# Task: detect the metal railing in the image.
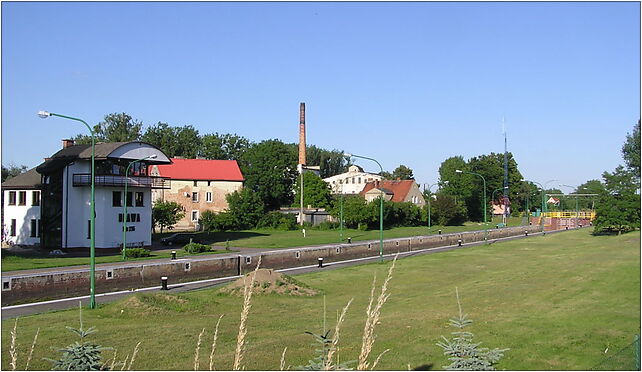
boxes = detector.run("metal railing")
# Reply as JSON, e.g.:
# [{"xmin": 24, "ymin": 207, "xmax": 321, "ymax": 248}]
[
  {"xmin": 541, "ymin": 211, "xmax": 596, "ymax": 220},
  {"xmin": 72, "ymin": 174, "xmax": 170, "ymax": 189}
]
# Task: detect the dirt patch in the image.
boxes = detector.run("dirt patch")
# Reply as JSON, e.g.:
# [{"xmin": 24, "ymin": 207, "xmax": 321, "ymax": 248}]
[{"xmin": 221, "ymin": 268, "xmax": 318, "ymax": 296}]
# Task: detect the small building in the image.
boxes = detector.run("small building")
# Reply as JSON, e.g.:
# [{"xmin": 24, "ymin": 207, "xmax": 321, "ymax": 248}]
[
  {"xmin": 2, "ymin": 140, "xmax": 172, "ymax": 249},
  {"xmin": 323, "ymin": 165, "xmax": 383, "ymax": 195},
  {"xmin": 149, "ymin": 158, "xmax": 244, "ymax": 230},
  {"xmin": 360, "ymin": 180, "xmax": 426, "ymax": 206}
]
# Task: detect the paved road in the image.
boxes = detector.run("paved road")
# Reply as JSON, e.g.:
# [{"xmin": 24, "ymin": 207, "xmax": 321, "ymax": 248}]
[{"xmin": 1, "ymin": 228, "xmax": 570, "ymax": 320}]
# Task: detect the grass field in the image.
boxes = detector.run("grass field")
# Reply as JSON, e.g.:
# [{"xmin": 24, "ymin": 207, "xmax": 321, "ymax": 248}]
[
  {"xmin": 2, "ymin": 228, "xmax": 638, "ymax": 370},
  {"xmin": 2, "ymin": 218, "xmax": 526, "ymax": 272}
]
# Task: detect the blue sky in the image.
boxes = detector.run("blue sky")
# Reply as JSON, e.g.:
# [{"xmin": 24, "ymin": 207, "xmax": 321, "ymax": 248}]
[{"xmin": 2, "ymin": 2, "xmax": 640, "ymax": 189}]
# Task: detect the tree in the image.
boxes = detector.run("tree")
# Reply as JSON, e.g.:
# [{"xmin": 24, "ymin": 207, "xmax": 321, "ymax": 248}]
[
  {"xmin": 142, "ymin": 123, "xmax": 201, "ymax": 158},
  {"xmin": 225, "ymin": 188, "xmax": 265, "ymax": 229},
  {"xmin": 1, "ymin": 164, "xmax": 28, "ymax": 182},
  {"xmin": 200, "ymin": 133, "xmax": 251, "ymax": 161},
  {"xmin": 152, "ymin": 201, "xmax": 185, "ymax": 233},
  {"xmin": 73, "ymin": 112, "xmax": 142, "ymax": 144},
  {"xmin": 330, "ymin": 195, "xmax": 368, "ymax": 229},
  {"xmin": 430, "ymin": 194, "xmax": 468, "ymax": 226},
  {"xmin": 391, "ymin": 165, "xmax": 414, "ymax": 180},
  {"xmin": 292, "ymin": 172, "xmax": 333, "ymax": 209},
  {"xmin": 622, "ymin": 119, "xmax": 641, "ymax": 179},
  {"xmin": 593, "ymin": 166, "xmax": 641, "ymax": 235},
  {"xmin": 572, "ymin": 179, "xmax": 604, "ymax": 210},
  {"xmin": 240, "ymin": 139, "xmax": 298, "ymax": 211},
  {"xmin": 306, "ymin": 146, "xmax": 350, "ymax": 179},
  {"xmin": 438, "ymin": 156, "xmax": 472, "ymax": 203},
  {"xmin": 379, "ymin": 170, "xmax": 393, "ymax": 180}
]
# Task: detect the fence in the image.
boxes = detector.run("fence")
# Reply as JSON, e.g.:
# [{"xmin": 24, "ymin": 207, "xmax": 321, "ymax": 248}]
[{"xmin": 591, "ymin": 335, "xmax": 640, "ymax": 371}]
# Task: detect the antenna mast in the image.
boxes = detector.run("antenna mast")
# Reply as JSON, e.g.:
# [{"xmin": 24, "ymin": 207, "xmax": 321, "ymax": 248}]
[{"xmin": 503, "ymin": 116, "xmax": 509, "ymax": 224}]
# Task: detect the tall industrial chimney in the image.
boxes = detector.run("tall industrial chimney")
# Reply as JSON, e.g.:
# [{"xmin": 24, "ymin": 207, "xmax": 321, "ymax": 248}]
[{"xmin": 298, "ymin": 102, "xmax": 306, "ymax": 165}]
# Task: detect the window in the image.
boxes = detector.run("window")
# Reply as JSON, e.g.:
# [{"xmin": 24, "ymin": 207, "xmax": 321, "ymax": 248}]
[
  {"xmin": 10, "ymin": 219, "xmax": 16, "ymax": 236},
  {"xmin": 192, "ymin": 192, "xmax": 199, "ymax": 202},
  {"xmin": 112, "ymin": 191, "xmax": 122, "ymax": 207},
  {"xmin": 206, "ymin": 192, "xmax": 212, "ymax": 202},
  {"xmin": 191, "ymin": 210, "xmax": 199, "ymax": 222},
  {"xmin": 87, "ymin": 220, "xmax": 91, "ymax": 239},
  {"xmin": 135, "ymin": 192, "xmax": 144, "ymax": 207},
  {"xmin": 358, "ymin": 177, "xmax": 361, "ymax": 184},
  {"xmin": 352, "ymin": 177, "xmax": 355, "ymax": 184},
  {"xmin": 32, "ymin": 191, "xmax": 40, "ymax": 206},
  {"xmin": 8, "ymin": 191, "xmax": 16, "ymax": 206},
  {"xmin": 30, "ymin": 219, "xmax": 37, "ymax": 237},
  {"xmin": 207, "ymin": 181, "xmax": 211, "ymax": 186},
  {"xmin": 126, "ymin": 192, "xmax": 133, "ymax": 207},
  {"xmin": 18, "ymin": 191, "xmax": 26, "ymax": 206}
]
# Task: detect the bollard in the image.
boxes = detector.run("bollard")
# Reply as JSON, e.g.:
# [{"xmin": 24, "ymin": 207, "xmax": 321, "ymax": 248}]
[
  {"xmin": 438, "ymin": 230, "xmax": 442, "ymax": 235},
  {"xmin": 347, "ymin": 237, "xmax": 352, "ymax": 244},
  {"xmin": 161, "ymin": 276, "xmax": 168, "ymax": 290},
  {"xmin": 318, "ymin": 257, "xmax": 323, "ymax": 268},
  {"xmin": 525, "ymin": 231, "xmax": 528, "ymax": 236},
  {"xmin": 457, "ymin": 239, "xmax": 462, "ymax": 246},
  {"xmin": 496, "ymin": 225, "xmax": 499, "ymax": 229},
  {"xmin": 579, "ymin": 224, "xmax": 582, "ymax": 228},
  {"xmin": 171, "ymin": 251, "xmax": 177, "ymax": 260},
  {"xmin": 565, "ymin": 226, "xmax": 568, "ymax": 230}
]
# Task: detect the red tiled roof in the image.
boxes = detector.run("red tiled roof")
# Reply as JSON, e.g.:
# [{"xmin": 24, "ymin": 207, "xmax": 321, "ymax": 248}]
[
  {"xmin": 360, "ymin": 180, "xmax": 415, "ymax": 202},
  {"xmin": 153, "ymin": 158, "xmax": 244, "ymax": 181}
]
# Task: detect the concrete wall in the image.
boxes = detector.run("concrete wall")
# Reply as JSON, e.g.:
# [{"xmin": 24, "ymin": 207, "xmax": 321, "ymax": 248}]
[{"xmin": 1, "ymin": 225, "xmax": 544, "ymax": 306}]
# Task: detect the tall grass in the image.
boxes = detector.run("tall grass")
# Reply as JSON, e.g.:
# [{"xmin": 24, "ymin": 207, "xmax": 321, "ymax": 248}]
[{"xmin": 232, "ymin": 256, "xmax": 261, "ymax": 371}]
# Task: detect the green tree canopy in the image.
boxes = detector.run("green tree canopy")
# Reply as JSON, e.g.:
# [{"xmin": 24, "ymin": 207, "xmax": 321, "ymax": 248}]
[
  {"xmin": 225, "ymin": 187, "xmax": 265, "ymax": 229},
  {"xmin": 292, "ymin": 172, "xmax": 333, "ymax": 209},
  {"xmin": 152, "ymin": 201, "xmax": 185, "ymax": 233},
  {"xmin": 241, "ymin": 139, "xmax": 298, "ymax": 211},
  {"xmin": 306, "ymin": 145, "xmax": 350, "ymax": 179},
  {"xmin": 200, "ymin": 133, "xmax": 251, "ymax": 161},
  {"xmin": 391, "ymin": 165, "xmax": 415, "ymax": 180},
  {"xmin": 593, "ymin": 166, "xmax": 641, "ymax": 234},
  {"xmin": 1, "ymin": 164, "xmax": 28, "ymax": 182},
  {"xmin": 622, "ymin": 119, "xmax": 641, "ymax": 179},
  {"xmin": 142, "ymin": 123, "xmax": 201, "ymax": 158},
  {"xmin": 73, "ymin": 112, "xmax": 143, "ymax": 144},
  {"xmin": 429, "ymin": 194, "xmax": 468, "ymax": 226}
]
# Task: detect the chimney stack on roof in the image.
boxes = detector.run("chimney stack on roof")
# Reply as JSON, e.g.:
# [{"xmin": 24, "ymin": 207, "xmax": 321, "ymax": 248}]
[
  {"xmin": 62, "ymin": 139, "xmax": 75, "ymax": 149},
  {"xmin": 298, "ymin": 102, "xmax": 306, "ymax": 165}
]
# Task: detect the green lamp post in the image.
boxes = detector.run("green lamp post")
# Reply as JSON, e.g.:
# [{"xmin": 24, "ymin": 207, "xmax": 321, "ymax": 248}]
[
  {"xmin": 344, "ymin": 153, "xmax": 384, "ymax": 262},
  {"xmin": 122, "ymin": 154, "xmax": 157, "ymax": 260},
  {"xmin": 38, "ymin": 110, "xmax": 97, "ymax": 309},
  {"xmin": 423, "ymin": 183, "xmax": 439, "ymax": 232},
  {"xmin": 456, "ymin": 169, "xmax": 488, "ymax": 242}
]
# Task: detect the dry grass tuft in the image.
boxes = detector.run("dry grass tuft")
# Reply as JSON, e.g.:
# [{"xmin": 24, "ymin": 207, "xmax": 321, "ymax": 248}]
[
  {"xmin": 128, "ymin": 342, "xmax": 141, "ymax": 370},
  {"xmin": 194, "ymin": 328, "xmax": 206, "ymax": 370},
  {"xmin": 9, "ymin": 318, "xmax": 18, "ymax": 371},
  {"xmin": 357, "ymin": 254, "xmax": 398, "ymax": 370},
  {"xmin": 325, "ymin": 298, "xmax": 353, "ymax": 370},
  {"xmin": 209, "ymin": 314, "xmax": 225, "ymax": 371},
  {"xmin": 232, "ymin": 256, "xmax": 262, "ymax": 371},
  {"xmin": 24, "ymin": 327, "xmax": 39, "ymax": 370},
  {"xmin": 280, "ymin": 347, "xmax": 288, "ymax": 371}
]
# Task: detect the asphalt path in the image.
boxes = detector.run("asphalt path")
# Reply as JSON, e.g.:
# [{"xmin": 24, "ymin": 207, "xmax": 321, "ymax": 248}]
[{"xmin": 1, "ymin": 228, "xmax": 571, "ymax": 320}]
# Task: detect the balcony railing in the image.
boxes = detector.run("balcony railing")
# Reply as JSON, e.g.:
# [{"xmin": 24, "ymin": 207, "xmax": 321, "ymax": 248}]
[{"xmin": 72, "ymin": 174, "xmax": 170, "ymax": 189}]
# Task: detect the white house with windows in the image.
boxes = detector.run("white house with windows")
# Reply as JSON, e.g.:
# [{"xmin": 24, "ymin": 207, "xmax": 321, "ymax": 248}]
[
  {"xmin": 323, "ymin": 165, "xmax": 383, "ymax": 195},
  {"xmin": 2, "ymin": 169, "xmax": 43, "ymax": 246},
  {"xmin": 2, "ymin": 140, "xmax": 171, "ymax": 250}
]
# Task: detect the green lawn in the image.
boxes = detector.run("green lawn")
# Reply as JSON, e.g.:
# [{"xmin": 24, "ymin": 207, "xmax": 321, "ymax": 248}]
[
  {"xmin": 2, "ymin": 218, "xmax": 525, "ymax": 272},
  {"xmin": 2, "ymin": 228, "xmax": 639, "ymax": 370}
]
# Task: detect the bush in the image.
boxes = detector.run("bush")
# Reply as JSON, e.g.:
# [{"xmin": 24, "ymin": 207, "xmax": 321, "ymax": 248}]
[
  {"xmin": 183, "ymin": 241, "xmax": 212, "ymax": 254},
  {"xmin": 201, "ymin": 210, "xmax": 237, "ymax": 231},
  {"xmin": 316, "ymin": 221, "xmax": 339, "ymax": 230},
  {"xmin": 124, "ymin": 248, "xmax": 151, "ymax": 258},
  {"xmin": 257, "ymin": 211, "xmax": 297, "ymax": 230}
]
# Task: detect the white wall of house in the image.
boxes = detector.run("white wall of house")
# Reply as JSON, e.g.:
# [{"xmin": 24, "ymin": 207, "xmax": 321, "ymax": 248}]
[
  {"xmin": 2, "ymin": 189, "xmax": 41, "ymax": 246},
  {"xmin": 63, "ymin": 161, "xmax": 153, "ymax": 249},
  {"xmin": 323, "ymin": 166, "xmax": 382, "ymax": 195}
]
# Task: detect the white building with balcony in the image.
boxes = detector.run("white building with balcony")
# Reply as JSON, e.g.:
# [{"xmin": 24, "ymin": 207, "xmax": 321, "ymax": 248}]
[
  {"xmin": 323, "ymin": 165, "xmax": 383, "ymax": 195},
  {"xmin": 2, "ymin": 140, "xmax": 171, "ymax": 250}
]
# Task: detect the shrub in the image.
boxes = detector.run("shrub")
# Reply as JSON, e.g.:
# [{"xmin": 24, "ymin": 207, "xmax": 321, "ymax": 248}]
[
  {"xmin": 201, "ymin": 210, "xmax": 237, "ymax": 231},
  {"xmin": 124, "ymin": 248, "xmax": 151, "ymax": 258},
  {"xmin": 257, "ymin": 211, "xmax": 297, "ymax": 230},
  {"xmin": 316, "ymin": 221, "xmax": 339, "ymax": 230},
  {"xmin": 183, "ymin": 241, "xmax": 211, "ymax": 254}
]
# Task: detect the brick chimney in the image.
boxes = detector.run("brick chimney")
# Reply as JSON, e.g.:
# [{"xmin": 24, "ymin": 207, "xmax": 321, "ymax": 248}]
[
  {"xmin": 62, "ymin": 139, "xmax": 75, "ymax": 149},
  {"xmin": 298, "ymin": 102, "xmax": 306, "ymax": 165}
]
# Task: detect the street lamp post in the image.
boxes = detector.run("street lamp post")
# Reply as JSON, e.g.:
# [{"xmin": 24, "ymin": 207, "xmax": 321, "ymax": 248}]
[
  {"xmin": 38, "ymin": 110, "xmax": 97, "ymax": 309},
  {"xmin": 423, "ymin": 183, "xmax": 439, "ymax": 232},
  {"xmin": 456, "ymin": 170, "xmax": 488, "ymax": 242},
  {"xmin": 344, "ymin": 153, "xmax": 384, "ymax": 262},
  {"xmin": 123, "ymin": 155, "xmax": 157, "ymax": 260},
  {"xmin": 339, "ymin": 183, "xmax": 344, "ymax": 242}
]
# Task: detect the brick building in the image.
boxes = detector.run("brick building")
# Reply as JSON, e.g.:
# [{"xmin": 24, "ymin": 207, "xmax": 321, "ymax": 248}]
[{"xmin": 149, "ymin": 158, "xmax": 244, "ymax": 230}]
